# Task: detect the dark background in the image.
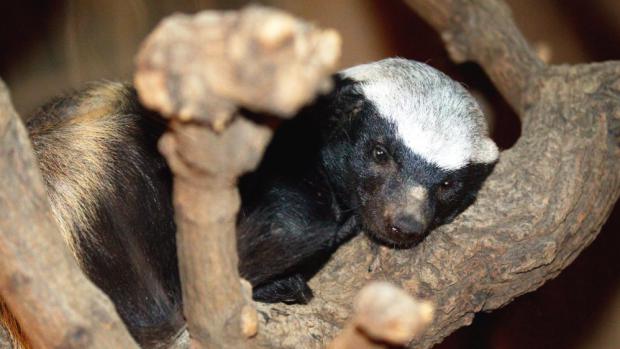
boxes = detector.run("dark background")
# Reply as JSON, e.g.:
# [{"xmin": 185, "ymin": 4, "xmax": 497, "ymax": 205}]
[{"xmin": 1, "ymin": 1, "xmax": 618, "ymax": 348}]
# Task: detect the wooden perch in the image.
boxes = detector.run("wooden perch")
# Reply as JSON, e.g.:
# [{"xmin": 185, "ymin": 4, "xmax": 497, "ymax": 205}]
[
  {"xmin": 0, "ymin": 81, "xmax": 139, "ymax": 348},
  {"xmin": 134, "ymin": 5, "xmax": 340, "ymax": 348},
  {"xmin": 328, "ymin": 282, "xmax": 433, "ymax": 349}
]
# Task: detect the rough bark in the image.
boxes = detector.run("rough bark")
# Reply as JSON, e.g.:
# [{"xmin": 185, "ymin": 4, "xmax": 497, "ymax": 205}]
[
  {"xmin": 252, "ymin": 1, "xmax": 620, "ymax": 348},
  {"xmin": 134, "ymin": 6, "xmax": 340, "ymax": 348},
  {"xmin": 0, "ymin": 80, "xmax": 139, "ymax": 348}
]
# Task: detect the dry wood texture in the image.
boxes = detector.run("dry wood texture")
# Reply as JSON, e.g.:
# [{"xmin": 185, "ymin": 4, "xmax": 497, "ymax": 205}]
[
  {"xmin": 0, "ymin": 80, "xmax": 139, "ymax": 348},
  {"xmin": 134, "ymin": 6, "xmax": 340, "ymax": 348}
]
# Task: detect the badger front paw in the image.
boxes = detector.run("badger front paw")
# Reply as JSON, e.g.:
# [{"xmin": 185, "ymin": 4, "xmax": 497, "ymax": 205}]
[{"xmin": 252, "ymin": 274, "xmax": 313, "ymax": 304}]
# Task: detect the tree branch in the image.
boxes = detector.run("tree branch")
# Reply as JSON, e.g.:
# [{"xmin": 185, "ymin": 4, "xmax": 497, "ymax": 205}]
[
  {"xmin": 0, "ymin": 80, "xmax": 139, "ymax": 348},
  {"xmin": 404, "ymin": 0, "xmax": 545, "ymax": 113},
  {"xmin": 134, "ymin": 6, "xmax": 340, "ymax": 348}
]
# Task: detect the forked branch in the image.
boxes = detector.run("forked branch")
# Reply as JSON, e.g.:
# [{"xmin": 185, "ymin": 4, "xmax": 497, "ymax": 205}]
[{"xmin": 134, "ymin": 6, "xmax": 340, "ymax": 348}]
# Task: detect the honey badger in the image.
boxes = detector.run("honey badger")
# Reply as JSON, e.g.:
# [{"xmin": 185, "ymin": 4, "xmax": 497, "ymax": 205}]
[{"xmin": 5, "ymin": 58, "xmax": 498, "ymax": 347}]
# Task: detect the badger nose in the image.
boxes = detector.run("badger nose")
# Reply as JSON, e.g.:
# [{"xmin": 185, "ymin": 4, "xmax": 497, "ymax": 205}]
[{"xmin": 389, "ymin": 215, "xmax": 426, "ymax": 237}]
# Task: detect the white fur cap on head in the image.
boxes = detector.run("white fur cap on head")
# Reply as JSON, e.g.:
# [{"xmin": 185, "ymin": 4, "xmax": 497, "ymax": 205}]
[{"xmin": 341, "ymin": 58, "xmax": 499, "ymax": 171}]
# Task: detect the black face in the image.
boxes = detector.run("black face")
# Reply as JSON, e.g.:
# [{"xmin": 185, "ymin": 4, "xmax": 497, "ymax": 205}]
[{"xmin": 319, "ymin": 81, "xmax": 496, "ymax": 247}]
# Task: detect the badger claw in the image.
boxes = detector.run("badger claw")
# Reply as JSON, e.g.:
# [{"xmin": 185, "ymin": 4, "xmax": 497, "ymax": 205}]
[{"xmin": 252, "ymin": 274, "xmax": 314, "ymax": 304}]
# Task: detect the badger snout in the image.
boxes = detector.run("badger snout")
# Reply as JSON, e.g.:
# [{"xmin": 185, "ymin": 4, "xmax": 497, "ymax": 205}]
[
  {"xmin": 380, "ymin": 185, "xmax": 434, "ymax": 245},
  {"xmin": 383, "ymin": 211, "xmax": 431, "ymax": 245},
  {"xmin": 388, "ymin": 214, "xmax": 427, "ymax": 238}
]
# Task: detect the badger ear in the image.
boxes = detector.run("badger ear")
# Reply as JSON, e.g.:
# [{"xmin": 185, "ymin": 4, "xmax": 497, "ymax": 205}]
[
  {"xmin": 473, "ymin": 137, "xmax": 499, "ymax": 164},
  {"xmin": 316, "ymin": 76, "xmax": 364, "ymax": 128}
]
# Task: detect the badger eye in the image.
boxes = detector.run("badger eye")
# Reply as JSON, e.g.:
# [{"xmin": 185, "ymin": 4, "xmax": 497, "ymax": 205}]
[
  {"xmin": 441, "ymin": 180, "xmax": 452, "ymax": 188},
  {"xmin": 372, "ymin": 145, "xmax": 389, "ymax": 164},
  {"xmin": 439, "ymin": 180, "xmax": 461, "ymax": 192}
]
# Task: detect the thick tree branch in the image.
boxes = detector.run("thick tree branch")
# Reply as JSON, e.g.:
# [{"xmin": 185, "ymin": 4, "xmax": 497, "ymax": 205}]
[
  {"xmin": 0, "ymin": 81, "xmax": 139, "ymax": 348},
  {"xmin": 134, "ymin": 6, "xmax": 340, "ymax": 348}
]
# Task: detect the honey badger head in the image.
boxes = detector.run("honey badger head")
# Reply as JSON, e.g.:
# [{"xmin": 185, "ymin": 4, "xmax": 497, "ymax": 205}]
[{"xmin": 319, "ymin": 58, "xmax": 499, "ymax": 246}]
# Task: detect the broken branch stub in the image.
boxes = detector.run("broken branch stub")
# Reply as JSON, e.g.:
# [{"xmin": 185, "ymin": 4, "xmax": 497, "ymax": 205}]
[
  {"xmin": 328, "ymin": 282, "xmax": 434, "ymax": 349},
  {"xmin": 134, "ymin": 5, "xmax": 341, "ymax": 349}
]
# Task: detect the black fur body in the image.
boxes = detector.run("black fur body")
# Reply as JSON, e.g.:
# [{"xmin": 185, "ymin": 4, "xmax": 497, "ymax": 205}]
[{"xmin": 18, "ymin": 59, "xmax": 498, "ymax": 347}]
